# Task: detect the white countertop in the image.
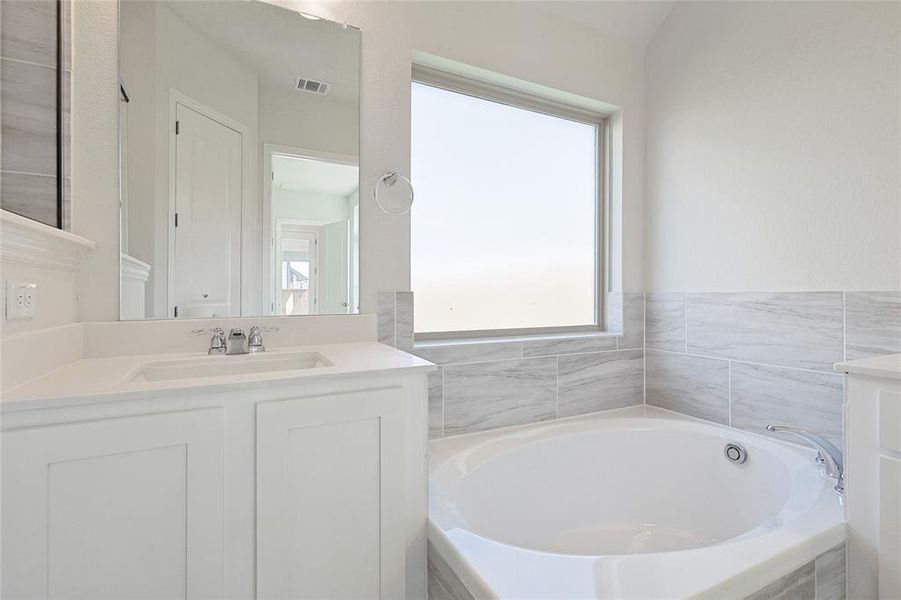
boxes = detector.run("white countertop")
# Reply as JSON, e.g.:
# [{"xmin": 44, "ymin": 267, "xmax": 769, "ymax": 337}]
[
  {"xmin": 835, "ymin": 353, "xmax": 901, "ymax": 380},
  {"xmin": 1, "ymin": 342, "xmax": 435, "ymax": 412}
]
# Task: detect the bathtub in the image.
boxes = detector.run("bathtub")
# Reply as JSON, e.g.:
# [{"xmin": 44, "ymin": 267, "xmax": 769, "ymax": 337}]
[{"xmin": 428, "ymin": 406, "xmax": 845, "ymax": 599}]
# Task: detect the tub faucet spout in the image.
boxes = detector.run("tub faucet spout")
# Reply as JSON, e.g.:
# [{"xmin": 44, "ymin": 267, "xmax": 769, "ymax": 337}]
[{"xmin": 766, "ymin": 425, "xmax": 844, "ymax": 493}]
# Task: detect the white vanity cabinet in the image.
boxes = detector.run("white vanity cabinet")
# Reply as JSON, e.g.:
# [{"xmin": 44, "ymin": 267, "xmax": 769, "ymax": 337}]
[
  {"xmin": 1, "ymin": 349, "xmax": 431, "ymax": 600},
  {"xmin": 838, "ymin": 354, "xmax": 901, "ymax": 600},
  {"xmin": 1, "ymin": 408, "xmax": 225, "ymax": 600},
  {"xmin": 257, "ymin": 387, "xmax": 407, "ymax": 599}
]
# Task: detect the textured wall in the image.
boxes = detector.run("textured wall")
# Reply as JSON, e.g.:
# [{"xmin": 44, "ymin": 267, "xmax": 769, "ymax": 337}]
[{"xmin": 645, "ymin": 2, "xmax": 901, "ymax": 291}]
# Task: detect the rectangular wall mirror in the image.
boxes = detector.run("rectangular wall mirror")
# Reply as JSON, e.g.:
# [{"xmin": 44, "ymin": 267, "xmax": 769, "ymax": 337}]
[{"xmin": 118, "ymin": 0, "xmax": 360, "ymax": 320}]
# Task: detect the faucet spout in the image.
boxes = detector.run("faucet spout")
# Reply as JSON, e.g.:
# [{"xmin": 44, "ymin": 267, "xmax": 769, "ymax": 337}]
[{"xmin": 766, "ymin": 425, "xmax": 844, "ymax": 493}]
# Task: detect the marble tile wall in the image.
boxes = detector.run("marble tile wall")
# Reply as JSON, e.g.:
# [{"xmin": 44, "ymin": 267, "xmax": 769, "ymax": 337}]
[
  {"xmin": 645, "ymin": 290, "xmax": 901, "ymax": 447},
  {"xmin": 1, "ymin": 0, "xmax": 68, "ymax": 228},
  {"xmin": 377, "ymin": 291, "xmax": 645, "ymax": 438},
  {"xmin": 380, "ymin": 289, "xmax": 898, "ymax": 443}
]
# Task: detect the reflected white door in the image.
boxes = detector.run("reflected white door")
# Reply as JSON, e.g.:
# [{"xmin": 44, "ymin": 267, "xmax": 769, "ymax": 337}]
[
  {"xmin": 321, "ymin": 220, "xmax": 349, "ymax": 313},
  {"xmin": 173, "ymin": 103, "xmax": 242, "ymax": 318},
  {"xmin": 276, "ymin": 225, "xmax": 319, "ymax": 315}
]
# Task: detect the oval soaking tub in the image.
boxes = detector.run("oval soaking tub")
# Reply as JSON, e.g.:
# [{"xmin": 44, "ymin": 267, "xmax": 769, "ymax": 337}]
[{"xmin": 428, "ymin": 407, "xmax": 845, "ymax": 599}]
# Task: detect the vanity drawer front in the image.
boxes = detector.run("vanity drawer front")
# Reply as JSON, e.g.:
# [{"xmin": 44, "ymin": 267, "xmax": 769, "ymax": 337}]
[
  {"xmin": 1, "ymin": 408, "xmax": 224, "ymax": 600},
  {"xmin": 257, "ymin": 386, "xmax": 406, "ymax": 600}
]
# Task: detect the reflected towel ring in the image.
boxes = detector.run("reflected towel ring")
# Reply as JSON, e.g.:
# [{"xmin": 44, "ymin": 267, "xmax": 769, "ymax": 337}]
[{"xmin": 373, "ymin": 171, "xmax": 414, "ymax": 216}]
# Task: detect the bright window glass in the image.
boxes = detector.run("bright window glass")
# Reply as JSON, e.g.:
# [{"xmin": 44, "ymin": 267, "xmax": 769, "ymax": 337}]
[{"xmin": 411, "ymin": 81, "xmax": 599, "ymax": 335}]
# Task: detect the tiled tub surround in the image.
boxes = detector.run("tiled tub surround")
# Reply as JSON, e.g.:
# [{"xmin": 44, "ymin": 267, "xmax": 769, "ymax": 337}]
[
  {"xmin": 645, "ymin": 291, "xmax": 901, "ymax": 447},
  {"xmin": 377, "ymin": 291, "xmax": 645, "ymax": 439},
  {"xmin": 743, "ymin": 543, "xmax": 846, "ymax": 600},
  {"xmin": 430, "ymin": 541, "xmax": 846, "ymax": 600},
  {"xmin": 419, "ymin": 337, "xmax": 645, "ymax": 438}
]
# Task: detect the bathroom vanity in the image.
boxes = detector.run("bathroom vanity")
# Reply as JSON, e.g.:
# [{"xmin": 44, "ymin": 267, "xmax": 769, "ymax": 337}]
[
  {"xmin": 838, "ymin": 353, "xmax": 901, "ymax": 600},
  {"xmin": 1, "ymin": 341, "xmax": 433, "ymax": 599}
]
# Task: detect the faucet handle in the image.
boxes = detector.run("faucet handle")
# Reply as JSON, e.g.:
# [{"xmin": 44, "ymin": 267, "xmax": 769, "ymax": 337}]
[
  {"xmin": 193, "ymin": 327, "xmax": 225, "ymax": 335},
  {"xmin": 193, "ymin": 327, "xmax": 226, "ymax": 354},
  {"xmin": 250, "ymin": 325, "xmax": 279, "ymax": 333},
  {"xmin": 248, "ymin": 325, "xmax": 278, "ymax": 352}
]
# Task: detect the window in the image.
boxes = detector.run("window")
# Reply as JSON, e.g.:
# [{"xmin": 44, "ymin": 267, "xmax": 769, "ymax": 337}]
[{"xmin": 411, "ymin": 70, "xmax": 606, "ymax": 338}]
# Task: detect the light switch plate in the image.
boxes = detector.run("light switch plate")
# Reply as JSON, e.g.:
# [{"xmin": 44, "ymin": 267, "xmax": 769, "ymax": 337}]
[{"xmin": 5, "ymin": 281, "xmax": 37, "ymax": 320}]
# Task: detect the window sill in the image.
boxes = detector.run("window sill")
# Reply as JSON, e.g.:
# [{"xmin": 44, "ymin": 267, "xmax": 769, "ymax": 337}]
[{"xmin": 413, "ymin": 330, "xmax": 618, "ymax": 350}]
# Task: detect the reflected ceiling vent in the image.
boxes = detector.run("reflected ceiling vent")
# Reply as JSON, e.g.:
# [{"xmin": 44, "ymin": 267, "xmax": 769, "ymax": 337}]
[{"xmin": 295, "ymin": 77, "xmax": 330, "ymax": 95}]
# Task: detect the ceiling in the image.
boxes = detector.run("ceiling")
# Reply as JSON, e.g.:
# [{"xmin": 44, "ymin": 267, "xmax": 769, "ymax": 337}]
[
  {"xmin": 535, "ymin": 1, "xmax": 674, "ymax": 51},
  {"xmin": 272, "ymin": 155, "xmax": 359, "ymax": 197},
  {"xmin": 161, "ymin": 1, "xmax": 360, "ymax": 104}
]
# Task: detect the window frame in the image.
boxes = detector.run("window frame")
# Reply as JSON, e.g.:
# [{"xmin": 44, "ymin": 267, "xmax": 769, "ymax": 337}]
[{"xmin": 411, "ymin": 65, "xmax": 610, "ymax": 341}]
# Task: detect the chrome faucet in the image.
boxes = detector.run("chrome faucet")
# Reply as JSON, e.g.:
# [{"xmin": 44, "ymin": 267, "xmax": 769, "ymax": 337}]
[
  {"xmin": 195, "ymin": 325, "xmax": 279, "ymax": 355},
  {"xmin": 766, "ymin": 425, "xmax": 844, "ymax": 493},
  {"xmin": 226, "ymin": 328, "xmax": 249, "ymax": 355},
  {"xmin": 194, "ymin": 327, "xmax": 226, "ymax": 355},
  {"xmin": 248, "ymin": 326, "xmax": 279, "ymax": 353}
]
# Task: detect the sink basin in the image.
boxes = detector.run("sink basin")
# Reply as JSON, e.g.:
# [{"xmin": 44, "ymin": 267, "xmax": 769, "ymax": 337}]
[{"xmin": 129, "ymin": 352, "xmax": 332, "ymax": 383}]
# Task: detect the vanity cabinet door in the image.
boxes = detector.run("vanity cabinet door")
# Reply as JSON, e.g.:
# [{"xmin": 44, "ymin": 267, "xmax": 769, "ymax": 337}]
[
  {"xmin": 257, "ymin": 387, "xmax": 406, "ymax": 600},
  {"xmin": 1, "ymin": 408, "xmax": 224, "ymax": 600}
]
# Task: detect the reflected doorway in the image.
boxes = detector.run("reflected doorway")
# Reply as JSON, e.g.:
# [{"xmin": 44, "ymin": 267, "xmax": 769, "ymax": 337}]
[{"xmin": 265, "ymin": 146, "xmax": 359, "ymax": 316}]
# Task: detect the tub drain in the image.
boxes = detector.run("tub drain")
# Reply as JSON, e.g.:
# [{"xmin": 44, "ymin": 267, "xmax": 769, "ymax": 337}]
[{"xmin": 724, "ymin": 442, "xmax": 748, "ymax": 464}]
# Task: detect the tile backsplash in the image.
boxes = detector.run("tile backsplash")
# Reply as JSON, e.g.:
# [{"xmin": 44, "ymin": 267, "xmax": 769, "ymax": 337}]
[
  {"xmin": 646, "ymin": 290, "xmax": 900, "ymax": 447},
  {"xmin": 377, "ymin": 291, "xmax": 645, "ymax": 438},
  {"xmin": 380, "ymin": 290, "xmax": 900, "ymax": 444}
]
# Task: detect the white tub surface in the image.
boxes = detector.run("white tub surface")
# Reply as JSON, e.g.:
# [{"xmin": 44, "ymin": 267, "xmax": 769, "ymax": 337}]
[{"xmin": 428, "ymin": 406, "xmax": 845, "ymax": 599}]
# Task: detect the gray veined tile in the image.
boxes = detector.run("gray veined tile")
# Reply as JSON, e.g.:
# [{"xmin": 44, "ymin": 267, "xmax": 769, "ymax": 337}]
[
  {"xmin": 845, "ymin": 291, "xmax": 901, "ymax": 360},
  {"xmin": 815, "ymin": 544, "xmax": 846, "ymax": 600},
  {"xmin": 1, "ymin": 59, "xmax": 58, "ymax": 176},
  {"xmin": 411, "ymin": 341, "xmax": 521, "ymax": 365},
  {"xmin": 686, "ymin": 292, "xmax": 843, "ymax": 371},
  {"xmin": 522, "ymin": 335, "xmax": 617, "ymax": 357},
  {"xmin": 0, "ymin": 172, "xmax": 58, "ymax": 228},
  {"xmin": 1, "ymin": 0, "xmax": 58, "ymax": 66},
  {"xmin": 428, "ymin": 541, "xmax": 475, "ymax": 600},
  {"xmin": 743, "ymin": 560, "xmax": 815, "ymax": 600},
  {"xmin": 558, "ymin": 350, "xmax": 643, "ymax": 417},
  {"xmin": 428, "ymin": 367, "xmax": 443, "ymax": 439},
  {"xmin": 618, "ymin": 292, "xmax": 645, "ymax": 350},
  {"xmin": 646, "ymin": 292, "xmax": 686, "ymax": 352},
  {"xmin": 730, "ymin": 362, "xmax": 844, "ymax": 447},
  {"xmin": 395, "ymin": 291, "xmax": 414, "ymax": 351},
  {"xmin": 443, "ymin": 357, "xmax": 556, "ymax": 435},
  {"xmin": 376, "ymin": 291, "xmax": 396, "ymax": 346},
  {"xmin": 646, "ymin": 350, "xmax": 729, "ymax": 424}
]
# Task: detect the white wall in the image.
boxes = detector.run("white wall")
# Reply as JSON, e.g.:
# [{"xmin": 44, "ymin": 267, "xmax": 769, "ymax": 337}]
[
  {"xmin": 272, "ymin": 189, "xmax": 349, "ymax": 224},
  {"xmin": 645, "ymin": 1, "xmax": 901, "ymax": 291},
  {"xmin": 258, "ymin": 84, "xmax": 359, "ymax": 158},
  {"xmin": 71, "ymin": 0, "xmax": 120, "ymax": 324}
]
